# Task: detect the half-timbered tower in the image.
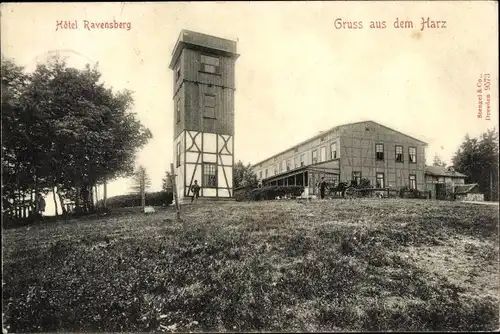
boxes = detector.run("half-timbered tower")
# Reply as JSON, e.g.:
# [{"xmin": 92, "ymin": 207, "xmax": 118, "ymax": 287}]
[{"xmin": 169, "ymin": 30, "xmax": 239, "ymax": 203}]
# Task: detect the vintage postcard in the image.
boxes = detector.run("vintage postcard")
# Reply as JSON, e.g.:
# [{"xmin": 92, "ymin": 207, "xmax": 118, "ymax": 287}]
[{"xmin": 1, "ymin": 1, "xmax": 498, "ymax": 332}]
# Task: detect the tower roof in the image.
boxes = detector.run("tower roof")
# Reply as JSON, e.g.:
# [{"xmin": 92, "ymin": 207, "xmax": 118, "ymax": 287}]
[{"xmin": 169, "ymin": 30, "xmax": 239, "ymax": 69}]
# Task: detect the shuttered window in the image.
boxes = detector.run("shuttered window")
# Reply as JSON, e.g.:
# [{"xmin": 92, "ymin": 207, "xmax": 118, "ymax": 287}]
[
  {"xmin": 204, "ymin": 94, "xmax": 216, "ymax": 119},
  {"xmin": 200, "ymin": 54, "xmax": 220, "ymax": 74}
]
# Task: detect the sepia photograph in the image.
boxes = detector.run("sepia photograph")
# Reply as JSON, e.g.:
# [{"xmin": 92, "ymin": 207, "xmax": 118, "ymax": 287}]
[{"xmin": 1, "ymin": 1, "xmax": 499, "ymax": 332}]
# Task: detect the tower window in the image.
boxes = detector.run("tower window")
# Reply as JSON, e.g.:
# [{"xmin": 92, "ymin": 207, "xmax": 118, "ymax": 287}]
[
  {"xmin": 204, "ymin": 94, "xmax": 216, "ymax": 119},
  {"xmin": 175, "ymin": 64, "xmax": 181, "ymax": 82},
  {"xmin": 200, "ymin": 54, "xmax": 220, "ymax": 74},
  {"xmin": 203, "ymin": 163, "xmax": 218, "ymax": 187},
  {"xmin": 176, "ymin": 98, "xmax": 180, "ymax": 123},
  {"xmin": 176, "ymin": 142, "xmax": 181, "ymax": 167}
]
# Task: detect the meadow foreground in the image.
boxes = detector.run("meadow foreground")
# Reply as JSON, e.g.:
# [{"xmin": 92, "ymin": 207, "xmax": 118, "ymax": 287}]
[{"xmin": 2, "ymin": 199, "xmax": 499, "ymax": 332}]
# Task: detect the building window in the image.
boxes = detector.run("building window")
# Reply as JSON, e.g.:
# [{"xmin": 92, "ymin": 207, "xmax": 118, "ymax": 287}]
[
  {"xmin": 176, "ymin": 142, "xmax": 181, "ymax": 167},
  {"xmin": 203, "ymin": 163, "xmax": 217, "ymax": 187},
  {"xmin": 203, "ymin": 94, "xmax": 216, "ymax": 119},
  {"xmin": 376, "ymin": 172, "xmax": 385, "ymax": 188},
  {"xmin": 176, "ymin": 99, "xmax": 180, "ymax": 123},
  {"xmin": 286, "ymin": 160, "xmax": 291, "ymax": 171},
  {"xmin": 312, "ymin": 150, "xmax": 318, "ymax": 164},
  {"xmin": 320, "ymin": 146, "xmax": 326, "ymax": 162},
  {"xmin": 409, "ymin": 147, "xmax": 417, "ymax": 163},
  {"xmin": 376, "ymin": 144, "xmax": 384, "ymax": 161},
  {"xmin": 274, "ymin": 166, "xmax": 277, "ymax": 175},
  {"xmin": 259, "ymin": 171, "xmax": 262, "ymax": 179},
  {"xmin": 409, "ymin": 174, "xmax": 416, "ymax": 190},
  {"xmin": 200, "ymin": 54, "xmax": 220, "ymax": 74},
  {"xmin": 294, "ymin": 156, "xmax": 298, "ymax": 169},
  {"xmin": 395, "ymin": 145, "xmax": 403, "ymax": 162},
  {"xmin": 265, "ymin": 169, "xmax": 268, "ymax": 178},
  {"xmin": 300, "ymin": 154, "xmax": 305, "ymax": 166},
  {"xmin": 353, "ymin": 171, "xmax": 361, "ymax": 185},
  {"xmin": 330, "ymin": 142, "xmax": 337, "ymax": 159}
]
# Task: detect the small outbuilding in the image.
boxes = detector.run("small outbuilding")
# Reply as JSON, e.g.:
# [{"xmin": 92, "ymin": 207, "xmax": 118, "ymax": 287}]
[
  {"xmin": 425, "ymin": 166, "xmax": 467, "ymax": 200},
  {"xmin": 454, "ymin": 183, "xmax": 484, "ymax": 202}
]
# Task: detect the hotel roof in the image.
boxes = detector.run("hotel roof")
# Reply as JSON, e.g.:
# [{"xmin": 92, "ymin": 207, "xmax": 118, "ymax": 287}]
[{"xmin": 252, "ymin": 120, "xmax": 428, "ymax": 167}]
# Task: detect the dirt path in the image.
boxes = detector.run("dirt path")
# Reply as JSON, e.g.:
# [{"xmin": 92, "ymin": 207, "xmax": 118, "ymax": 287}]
[{"xmin": 462, "ymin": 201, "xmax": 499, "ymax": 206}]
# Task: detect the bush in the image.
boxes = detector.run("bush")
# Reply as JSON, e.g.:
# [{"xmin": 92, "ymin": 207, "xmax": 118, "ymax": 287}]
[
  {"xmin": 100, "ymin": 191, "xmax": 173, "ymax": 209},
  {"xmin": 358, "ymin": 178, "xmax": 371, "ymax": 188},
  {"xmin": 235, "ymin": 186, "xmax": 304, "ymax": 201},
  {"xmin": 399, "ymin": 186, "xmax": 427, "ymax": 199}
]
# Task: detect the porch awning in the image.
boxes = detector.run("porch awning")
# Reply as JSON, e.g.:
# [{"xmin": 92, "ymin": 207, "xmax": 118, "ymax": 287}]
[{"xmin": 262, "ymin": 159, "xmax": 340, "ymax": 184}]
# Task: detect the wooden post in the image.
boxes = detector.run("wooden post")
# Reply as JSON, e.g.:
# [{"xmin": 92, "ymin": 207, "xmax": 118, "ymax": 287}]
[
  {"xmin": 103, "ymin": 179, "xmax": 107, "ymax": 209},
  {"xmin": 170, "ymin": 163, "xmax": 181, "ymax": 220},
  {"xmin": 141, "ymin": 168, "xmax": 146, "ymax": 212}
]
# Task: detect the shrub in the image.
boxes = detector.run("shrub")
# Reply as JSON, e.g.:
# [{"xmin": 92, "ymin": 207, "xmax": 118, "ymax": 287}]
[
  {"xmin": 358, "ymin": 178, "xmax": 371, "ymax": 188},
  {"xmin": 399, "ymin": 186, "xmax": 427, "ymax": 199},
  {"xmin": 236, "ymin": 186, "xmax": 304, "ymax": 201},
  {"xmin": 100, "ymin": 191, "xmax": 173, "ymax": 209},
  {"xmin": 354, "ymin": 178, "xmax": 372, "ymax": 197}
]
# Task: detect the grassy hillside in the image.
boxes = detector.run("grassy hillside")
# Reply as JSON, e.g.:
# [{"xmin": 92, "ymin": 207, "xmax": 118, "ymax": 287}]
[{"xmin": 2, "ymin": 199, "xmax": 499, "ymax": 332}]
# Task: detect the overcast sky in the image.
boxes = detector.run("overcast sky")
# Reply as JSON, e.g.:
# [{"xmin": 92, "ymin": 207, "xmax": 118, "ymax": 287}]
[{"xmin": 1, "ymin": 1, "xmax": 498, "ymax": 212}]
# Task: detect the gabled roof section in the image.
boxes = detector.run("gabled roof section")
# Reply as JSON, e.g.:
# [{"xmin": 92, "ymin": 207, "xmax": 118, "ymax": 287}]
[
  {"xmin": 425, "ymin": 166, "xmax": 467, "ymax": 178},
  {"xmin": 361, "ymin": 121, "xmax": 428, "ymax": 145},
  {"xmin": 454, "ymin": 183, "xmax": 479, "ymax": 194},
  {"xmin": 252, "ymin": 120, "xmax": 427, "ymax": 167}
]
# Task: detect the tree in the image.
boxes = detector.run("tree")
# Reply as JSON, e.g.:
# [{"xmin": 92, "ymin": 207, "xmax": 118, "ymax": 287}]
[
  {"xmin": 452, "ymin": 129, "xmax": 499, "ymax": 201},
  {"xmin": 1, "ymin": 54, "xmax": 152, "ymax": 217},
  {"xmin": 432, "ymin": 154, "xmax": 447, "ymax": 167},
  {"xmin": 233, "ymin": 160, "xmax": 258, "ymax": 188},
  {"xmin": 162, "ymin": 170, "xmax": 173, "ymax": 191},
  {"xmin": 130, "ymin": 165, "xmax": 152, "ymax": 194},
  {"xmin": 1, "ymin": 55, "xmax": 51, "ymax": 217}
]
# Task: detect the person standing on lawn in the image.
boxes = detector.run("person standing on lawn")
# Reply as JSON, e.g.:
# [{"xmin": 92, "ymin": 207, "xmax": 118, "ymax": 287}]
[
  {"xmin": 319, "ymin": 177, "xmax": 328, "ymax": 200},
  {"xmin": 35, "ymin": 193, "xmax": 46, "ymax": 218},
  {"xmin": 191, "ymin": 180, "xmax": 201, "ymax": 204}
]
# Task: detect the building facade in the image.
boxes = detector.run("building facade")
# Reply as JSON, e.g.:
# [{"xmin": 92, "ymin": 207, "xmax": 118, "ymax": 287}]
[
  {"xmin": 252, "ymin": 121, "xmax": 427, "ymax": 197},
  {"xmin": 169, "ymin": 30, "xmax": 239, "ymax": 203}
]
